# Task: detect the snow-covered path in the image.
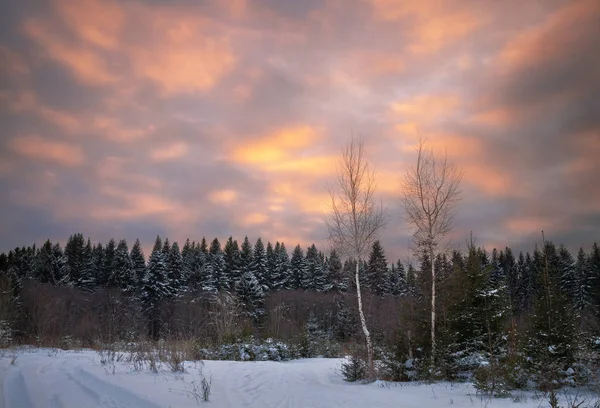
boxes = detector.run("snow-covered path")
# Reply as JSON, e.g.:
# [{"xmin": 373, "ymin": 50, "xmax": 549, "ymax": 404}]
[{"xmin": 0, "ymin": 348, "xmax": 550, "ymax": 408}]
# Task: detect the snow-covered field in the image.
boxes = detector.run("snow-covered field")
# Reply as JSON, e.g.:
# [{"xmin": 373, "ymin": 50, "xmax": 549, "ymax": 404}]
[{"xmin": 0, "ymin": 348, "xmax": 584, "ymax": 408}]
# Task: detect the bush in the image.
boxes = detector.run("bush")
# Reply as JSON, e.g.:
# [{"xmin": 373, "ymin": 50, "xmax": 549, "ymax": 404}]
[
  {"xmin": 195, "ymin": 337, "xmax": 297, "ymax": 361},
  {"xmin": 341, "ymin": 354, "xmax": 366, "ymax": 382},
  {"xmin": 472, "ymin": 364, "xmax": 513, "ymax": 398},
  {"xmin": 0, "ymin": 320, "xmax": 12, "ymax": 347}
]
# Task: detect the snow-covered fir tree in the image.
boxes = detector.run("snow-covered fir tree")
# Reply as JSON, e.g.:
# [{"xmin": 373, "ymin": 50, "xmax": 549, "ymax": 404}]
[
  {"xmin": 251, "ymin": 238, "xmax": 269, "ymax": 291},
  {"xmin": 108, "ymin": 239, "xmax": 135, "ymax": 295},
  {"xmin": 289, "ymin": 245, "xmax": 306, "ymax": 290},
  {"xmin": 223, "ymin": 237, "xmax": 242, "ymax": 291},
  {"xmin": 130, "ymin": 239, "xmax": 146, "ymax": 288},
  {"xmin": 367, "ymin": 240, "xmax": 389, "ymax": 296}
]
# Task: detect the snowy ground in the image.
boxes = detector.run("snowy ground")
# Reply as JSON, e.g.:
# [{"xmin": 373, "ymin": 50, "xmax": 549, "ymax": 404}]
[{"xmin": 0, "ymin": 347, "xmax": 588, "ymax": 408}]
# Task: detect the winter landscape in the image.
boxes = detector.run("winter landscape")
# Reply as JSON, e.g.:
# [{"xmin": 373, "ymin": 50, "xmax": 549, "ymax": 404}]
[{"xmin": 1, "ymin": 0, "xmax": 600, "ymax": 407}]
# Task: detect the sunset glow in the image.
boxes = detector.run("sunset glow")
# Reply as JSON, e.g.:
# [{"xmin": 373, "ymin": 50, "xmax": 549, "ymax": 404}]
[{"xmin": 1, "ymin": 0, "xmax": 599, "ymax": 258}]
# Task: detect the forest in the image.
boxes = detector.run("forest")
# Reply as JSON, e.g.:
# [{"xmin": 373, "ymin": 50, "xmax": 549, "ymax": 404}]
[{"xmin": 1, "ymin": 232, "xmax": 599, "ymax": 393}]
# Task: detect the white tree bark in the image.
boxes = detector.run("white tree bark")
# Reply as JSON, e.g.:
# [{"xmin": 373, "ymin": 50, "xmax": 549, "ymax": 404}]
[
  {"xmin": 355, "ymin": 260, "xmax": 373, "ymax": 375},
  {"xmin": 325, "ymin": 137, "xmax": 386, "ymax": 381},
  {"xmin": 401, "ymin": 136, "xmax": 462, "ymax": 367}
]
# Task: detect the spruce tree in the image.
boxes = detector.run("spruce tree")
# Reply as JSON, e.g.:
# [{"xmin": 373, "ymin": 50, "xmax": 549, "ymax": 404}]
[
  {"xmin": 573, "ymin": 248, "xmax": 592, "ymax": 312},
  {"xmin": 208, "ymin": 238, "xmax": 227, "ymax": 292},
  {"xmin": 181, "ymin": 239, "xmax": 194, "ymax": 287},
  {"xmin": 130, "ymin": 239, "xmax": 146, "ymax": 288},
  {"xmin": 109, "ymin": 239, "xmax": 135, "ymax": 295},
  {"xmin": 240, "ymin": 236, "xmax": 253, "ymax": 276},
  {"xmin": 367, "ymin": 240, "xmax": 389, "ymax": 296},
  {"xmin": 289, "ymin": 245, "xmax": 306, "ymax": 290},
  {"xmin": 525, "ymin": 241, "xmax": 576, "ymax": 389},
  {"xmin": 223, "ymin": 237, "xmax": 242, "ymax": 291},
  {"xmin": 63, "ymin": 233, "xmax": 86, "ymax": 287},
  {"xmin": 167, "ymin": 241, "xmax": 184, "ymax": 297},
  {"xmin": 251, "ymin": 238, "xmax": 269, "ymax": 291},
  {"xmin": 327, "ymin": 249, "xmax": 347, "ymax": 292},
  {"xmin": 272, "ymin": 242, "xmax": 291, "ymax": 290},
  {"xmin": 303, "ymin": 244, "xmax": 327, "ymax": 291},
  {"xmin": 34, "ymin": 240, "xmax": 56, "ymax": 284},
  {"xmin": 100, "ymin": 239, "xmax": 116, "ymax": 287},
  {"xmin": 388, "ymin": 260, "xmax": 408, "ymax": 296},
  {"xmin": 80, "ymin": 238, "xmax": 96, "ymax": 291},
  {"xmin": 141, "ymin": 236, "xmax": 171, "ymax": 339},
  {"xmin": 236, "ymin": 269, "xmax": 265, "ymax": 321}
]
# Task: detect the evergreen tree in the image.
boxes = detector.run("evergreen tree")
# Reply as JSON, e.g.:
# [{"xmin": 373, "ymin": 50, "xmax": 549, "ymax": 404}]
[
  {"xmin": 328, "ymin": 249, "xmax": 347, "ymax": 292},
  {"xmin": 100, "ymin": 239, "xmax": 116, "ymax": 287},
  {"xmin": 558, "ymin": 245, "xmax": 576, "ymax": 302},
  {"xmin": 589, "ymin": 243, "xmax": 600, "ymax": 319},
  {"xmin": 289, "ymin": 245, "xmax": 306, "ymax": 290},
  {"xmin": 181, "ymin": 239, "xmax": 194, "ymax": 287},
  {"xmin": 63, "ymin": 233, "xmax": 86, "ymax": 287},
  {"xmin": 80, "ymin": 238, "xmax": 96, "ymax": 291},
  {"xmin": 130, "ymin": 239, "xmax": 146, "ymax": 288},
  {"xmin": 303, "ymin": 244, "xmax": 328, "ymax": 291},
  {"xmin": 91, "ymin": 243, "xmax": 104, "ymax": 288},
  {"xmin": 516, "ymin": 252, "xmax": 536, "ymax": 314},
  {"xmin": 367, "ymin": 240, "xmax": 389, "ymax": 296},
  {"xmin": 240, "ymin": 236, "xmax": 253, "ymax": 276},
  {"xmin": 208, "ymin": 238, "xmax": 227, "ymax": 292},
  {"xmin": 223, "ymin": 237, "xmax": 242, "ymax": 290},
  {"xmin": 236, "ymin": 269, "xmax": 265, "ymax": 321},
  {"xmin": 141, "ymin": 236, "xmax": 171, "ymax": 339},
  {"xmin": 272, "ymin": 242, "xmax": 291, "ymax": 290},
  {"xmin": 109, "ymin": 239, "xmax": 135, "ymax": 295},
  {"xmin": 388, "ymin": 260, "xmax": 408, "ymax": 296},
  {"xmin": 266, "ymin": 242, "xmax": 276, "ymax": 288},
  {"xmin": 251, "ymin": 238, "xmax": 269, "ymax": 291},
  {"xmin": 34, "ymin": 240, "xmax": 56, "ymax": 284},
  {"xmin": 445, "ymin": 246, "xmax": 509, "ymax": 376},
  {"xmin": 51, "ymin": 242, "xmax": 65, "ymax": 283},
  {"xmin": 167, "ymin": 241, "xmax": 184, "ymax": 297},
  {"xmin": 500, "ymin": 248, "xmax": 518, "ymax": 316},
  {"xmin": 525, "ymin": 241, "xmax": 576, "ymax": 388},
  {"xmin": 573, "ymin": 248, "xmax": 592, "ymax": 312}
]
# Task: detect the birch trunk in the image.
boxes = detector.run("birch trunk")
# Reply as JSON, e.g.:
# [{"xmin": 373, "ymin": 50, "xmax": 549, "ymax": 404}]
[
  {"xmin": 430, "ymin": 243, "xmax": 436, "ymax": 366},
  {"xmin": 355, "ymin": 260, "xmax": 374, "ymax": 379}
]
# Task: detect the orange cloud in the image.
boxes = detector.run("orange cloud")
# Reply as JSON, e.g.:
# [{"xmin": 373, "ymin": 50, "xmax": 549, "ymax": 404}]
[
  {"xmin": 8, "ymin": 135, "xmax": 85, "ymax": 167},
  {"xmin": 93, "ymin": 116, "xmax": 154, "ymax": 143},
  {"xmin": 22, "ymin": 19, "xmax": 117, "ymax": 86},
  {"xmin": 241, "ymin": 212, "xmax": 269, "ymax": 227},
  {"xmin": 505, "ymin": 216, "xmax": 556, "ymax": 235},
  {"xmin": 232, "ymin": 126, "xmax": 318, "ymax": 164},
  {"xmin": 96, "ymin": 156, "xmax": 162, "ymax": 188},
  {"xmin": 391, "ymin": 94, "xmax": 461, "ymax": 120},
  {"xmin": 54, "ymin": 0, "xmax": 124, "ymax": 50},
  {"xmin": 497, "ymin": 0, "xmax": 599, "ymax": 72},
  {"xmin": 209, "ymin": 189, "xmax": 238, "ymax": 205},
  {"xmin": 23, "ymin": 0, "xmax": 236, "ymax": 95},
  {"xmin": 0, "ymin": 45, "xmax": 30, "ymax": 77},
  {"xmin": 4, "ymin": 90, "xmax": 81, "ymax": 134},
  {"xmin": 150, "ymin": 142, "xmax": 188, "ymax": 162},
  {"xmin": 368, "ymin": 0, "xmax": 486, "ymax": 54},
  {"xmin": 94, "ymin": 186, "xmax": 191, "ymax": 223}
]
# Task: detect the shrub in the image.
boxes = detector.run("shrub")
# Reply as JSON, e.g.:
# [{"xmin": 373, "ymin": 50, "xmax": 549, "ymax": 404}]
[
  {"xmin": 341, "ymin": 354, "xmax": 366, "ymax": 382},
  {"xmin": 0, "ymin": 320, "xmax": 12, "ymax": 347}
]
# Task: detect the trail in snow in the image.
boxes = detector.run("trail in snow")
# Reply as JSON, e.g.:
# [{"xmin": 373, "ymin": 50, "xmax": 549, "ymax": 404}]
[{"xmin": 0, "ymin": 348, "xmax": 587, "ymax": 408}]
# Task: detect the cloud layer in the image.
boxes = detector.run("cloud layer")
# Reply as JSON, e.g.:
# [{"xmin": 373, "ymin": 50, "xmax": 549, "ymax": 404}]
[{"xmin": 1, "ymin": 0, "xmax": 599, "ymax": 260}]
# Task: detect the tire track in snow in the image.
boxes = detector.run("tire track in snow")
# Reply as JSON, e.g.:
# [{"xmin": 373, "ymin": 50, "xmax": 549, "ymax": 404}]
[
  {"xmin": 64, "ymin": 367, "xmax": 164, "ymax": 408},
  {"xmin": 3, "ymin": 368, "xmax": 34, "ymax": 408}
]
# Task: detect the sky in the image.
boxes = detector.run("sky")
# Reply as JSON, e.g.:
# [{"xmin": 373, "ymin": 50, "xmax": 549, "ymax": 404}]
[{"xmin": 0, "ymin": 0, "xmax": 599, "ymax": 261}]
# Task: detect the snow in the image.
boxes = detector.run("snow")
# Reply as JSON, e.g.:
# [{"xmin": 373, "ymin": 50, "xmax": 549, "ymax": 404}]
[{"xmin": 0, "ymin": 347, "xmax": 589, "ymax": 408}]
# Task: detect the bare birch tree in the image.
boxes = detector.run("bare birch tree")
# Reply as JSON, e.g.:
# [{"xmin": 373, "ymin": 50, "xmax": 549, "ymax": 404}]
[
  {"xmin": 401, "ymin": 136, "xmax": 462, "ymax": 366},
  {"xmin": 325, "ymin": 137, "xmax": 386, "ymax": 379}
]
